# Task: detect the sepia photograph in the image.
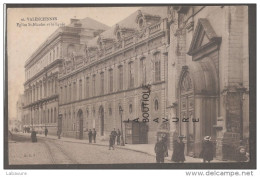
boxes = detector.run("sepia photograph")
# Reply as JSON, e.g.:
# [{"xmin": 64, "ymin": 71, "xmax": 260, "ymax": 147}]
[{"xmin": 4, "ymin": 4, "xmax": 256, "ymax": 169}]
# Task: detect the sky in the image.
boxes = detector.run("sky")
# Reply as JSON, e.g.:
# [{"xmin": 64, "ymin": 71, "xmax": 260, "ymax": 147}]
[{"xmin": 7, "ymin": 6, "xmax": 141, "ymax": 120}]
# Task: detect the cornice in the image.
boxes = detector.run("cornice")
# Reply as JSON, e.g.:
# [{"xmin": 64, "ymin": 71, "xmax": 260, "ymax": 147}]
[{"xmin": 24, "ymin": 59, "xmax": 63, "ymax": 86}]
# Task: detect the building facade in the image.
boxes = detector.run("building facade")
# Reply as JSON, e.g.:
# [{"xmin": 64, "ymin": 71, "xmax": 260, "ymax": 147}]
[
  {"xmin": 22, "ymin": 6, "xmax": 249, "ymax": 160},
  {"xmin": 58, "ymin": 8, "xmax": 169, "ymax": 143},
  {"xmin": 22, "ymin": 18, "xmax": 108, "ymax": 135},
  {"xmin": 166, "ymin": 6, "xmax": 249, "ymax": 160}
]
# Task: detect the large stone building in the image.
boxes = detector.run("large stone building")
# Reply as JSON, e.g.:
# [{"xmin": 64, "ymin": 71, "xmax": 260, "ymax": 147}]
[
  {"xmin": 22, "ymin": 17, "xmax": 109, "ymax": 135},
  {"xmin": 22, "ymin": 6, "xmax": 249, "ymax": 160},
  {"xmin": 59, "ymin": 7, "xmax": 168, "ymax": 143}
]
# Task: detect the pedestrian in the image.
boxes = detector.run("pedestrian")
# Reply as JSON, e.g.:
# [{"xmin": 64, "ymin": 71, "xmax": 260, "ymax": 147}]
[
  {"xmin": 171, "ymin": 135, "xmax": 185, "ymax": 163},
  {"xmin": 109, "ymin": 132, "xmax": 115, "ymax": 150},
  {"xmin": 31, "ymin": 129, "xmax": 37, "ymax": 143},
  {"xmin": 199, "ymin": 136, "xmax": 214, "ymax": 163},
  {"xmin": 161, "ymin": 133, "xmax": 169, "ymax": 157},
  {"xmin": 111, "ymin": 128, "xmax": 117, "ymax": 145},
  {"xmin": 236, "ymin": 146, "xmax": 249, "ymax": 162},
  {"xmin": 88, "ymin": 129, "xmax": 93, "ymax": 143},
  {"xmin": 44, "ymin": 127, "xmax": 48, "ymax": 137},
  {"xmin": 57, "ymin": 130, "xmax": 61, "ymax": 139},
  {"xmin": 154, "ymin": 136, "xmax": 167, "ymax": 163},
  {"xmin": 93, "ymin": 128, "xmax": 97, "ymax": 143},
  {"xmin": 117, "ymin": 129, "xmax": 121, "ymax": 145}
]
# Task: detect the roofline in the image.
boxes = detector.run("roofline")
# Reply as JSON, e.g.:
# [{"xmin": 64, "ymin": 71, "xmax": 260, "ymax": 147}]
[{"xmin": 24, "ymin": 26, "xmax": 83, "ymax": 68}]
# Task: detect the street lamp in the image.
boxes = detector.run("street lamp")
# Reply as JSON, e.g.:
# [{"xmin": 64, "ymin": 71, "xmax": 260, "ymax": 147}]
[{"xmin": 119, "ymin": 106, "xmax": 125, "ymax": 146}]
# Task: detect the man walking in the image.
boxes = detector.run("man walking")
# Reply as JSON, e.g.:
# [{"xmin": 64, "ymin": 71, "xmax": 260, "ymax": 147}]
[
  {"xmin": 44, "ymin": 127, "xmax": 48, "ymax": 137},
  {"xmin": 88, "ymin": 129, "xmax": 93, "ymax": 143},
  {"xmin": 117, "ymin": 129, "xmax": 121, "ymax": 145},
  {"xmin": 154, "ymin": 136, "xmax": 167, "ymax": 163},
  {"xmin": 171, "ymin": 135, "xmax": 185, "ymax": 163},
  {"xmin": 93, "ymin": 128, "xmax": 97, "ymax": 143},
  {"xmin": 111, "ymin": 128, "xmax": 117, "ymax": 145},
  {"xmin": 109, "ymin": 132, "xmax": 115, "ymax": 150}
]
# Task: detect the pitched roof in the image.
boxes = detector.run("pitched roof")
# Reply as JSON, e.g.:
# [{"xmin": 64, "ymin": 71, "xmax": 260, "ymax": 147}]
[{"xmin": 67, "ymin": 17, "xmax": 110, "ymax": 31}]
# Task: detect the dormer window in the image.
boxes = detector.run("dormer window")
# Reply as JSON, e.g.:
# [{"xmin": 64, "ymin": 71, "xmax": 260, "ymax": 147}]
[
  {"xmin": 138, "ymin": 18, "xmax": 144, "ymax": 29},
  {"xmin": 116, "ymin": 32, "xmax": 121, "ymax": 41}
]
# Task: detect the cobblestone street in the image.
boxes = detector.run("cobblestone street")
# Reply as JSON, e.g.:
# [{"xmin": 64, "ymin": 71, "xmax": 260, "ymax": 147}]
[{"xmin": 9, "ymin": 134, "xmax": 165, "ymax": 164}]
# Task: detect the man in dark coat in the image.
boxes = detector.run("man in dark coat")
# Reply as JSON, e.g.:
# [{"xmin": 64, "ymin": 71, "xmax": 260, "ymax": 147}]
[
  {"xmin": 31, "ymin": 129, "xmax": 37, "ymax": 143},
  {"xmin": 171, "ymin": 136, "xmax": 185, "ymax": 163},
  {"xmin": 161, "ymin": 134, "xmax": 168, "ymax": 157},
  {"xmin": 154, "ymin": 136, "xmax": 167, "ymax": 163},
  {"xmin": 44, "ymin": 127, "xmax": 48, "ymax": 137},
  {"xmin": 111, "ymin": 128, "xmax": 117, "ymax": 145},
  {"xmin": 109, "ymin": 132, "xmax": 115, "ymax": 150},
  {"xmin": 116, "ymin": 129, "xmax": 121, "ymax": 145},
  {"xmin": 88, "ymin": 129, "xmax": 93, "ymax": 143},
  {"xmin": 93, "ymin": 128, "xmax": 97, "ymax": 143},
  {"xmin": 200, "ymin": 136, "xmax": 214, "ymax": 163}
]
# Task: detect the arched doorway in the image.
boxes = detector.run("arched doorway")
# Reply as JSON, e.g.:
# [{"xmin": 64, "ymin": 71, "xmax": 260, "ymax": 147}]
[
  {"xmin": 77, "ymin": 109, "xmax": 83, "ymax": 139},
  {"xmin": 99, "ymin": 106, "xmax": 104, "ymax": 136},
  {"xmin": 179, "ymin": 71, "xmax": 195, "ymax": 156},
  {"xmin": 178, "ymin": 64, "xmax": 218, "ymax": 157}
]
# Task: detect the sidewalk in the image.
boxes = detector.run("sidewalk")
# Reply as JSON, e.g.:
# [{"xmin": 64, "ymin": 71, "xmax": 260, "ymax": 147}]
[{"xmin": 13, "ymin": 132, "xmax": 225, "ymax": 163}]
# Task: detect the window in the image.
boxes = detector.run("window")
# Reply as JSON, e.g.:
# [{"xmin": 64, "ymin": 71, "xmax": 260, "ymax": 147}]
[
  {"xmin": 155, "ymin": 99, "xmax": 159, "ymax": 111},
  {"xmin": 86, "ymin": 109, "xmax": 89, "ymax": 117},
  {"xmin": 139, "ymin": 18, "xmax": 144, "ymax": 29},
  {"xmin": 60, "ymin": 87, "xmax": 63, "ymax": 104},
  {"xmin": 53, "ymin": 50, "xmax": 55, "ymax": 60},
  {"xmin": 51, "ymin": 109, "xmax": 53, "ymax": 123},
  {"xmin": 154, "ymin": 52, "xmax": 161, "ymax": 82},
  {"xmin": 129, "ymin": 62, "xmax": 134, "ymax": 88},
  {"xmin": 92, "ymin": 75, "xmax": 96, "ymax": 96},
  {"xmin": 118, "ymin": 66, "xmax": 123, "ymax": 90},
  {"xmin": 140, "ymin": 57, "xmax": 146, "ymax": 84},
  {"xmin": 69, "ymin": 84, "xmax": 71, "ymax": 102},
  {"xmin": 57, "ymin": 46, "xmax": 59, "ymax": 58},
  {"xmin": 129, "ymin": 104, "xmax": 133, "ymax": 114},
  {"xmin": 54, "ymin": 108, "xmax": 57, "ymax": 123},
  {"xmin": 65, "ymin": 85, "xmax": 68, "ymax": 103},
  {"xmin": 79, "ymin": 79, "xmax": 82, "ymax": 99},
  {"xmin": 73, "ymin": 82, "xmax": 77, "ymax": 100},
  {"xmin": 109, "ymin": 107, "xmax": 112, "ymax": 116},
  {"xmin": 48, "ymin": 109, "xmax": 50, "ymax": 123},
  {"xmin": 100, "ymin": 72, "xmax": 104, "ymax": 95},
  {"xmin": 109, "ymin": 69, "xmax": 113, "ymax": 92},
  {"xmin": 86, "ymin": 77, "xmax": 89, "ymax": 98}
]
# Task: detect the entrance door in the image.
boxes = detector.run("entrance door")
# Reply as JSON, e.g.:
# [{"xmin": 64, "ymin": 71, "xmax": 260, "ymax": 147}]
[
  {"xmin": 99, "ymin": 106, "xmax": 104, "ymax": 136},
  {"xmin": 78, "ymin": 109, "xmax": 83, "ymax": 139},
  {"xmin": 179, "ymin": 72, "xmax": 195, "ymax": 156}
]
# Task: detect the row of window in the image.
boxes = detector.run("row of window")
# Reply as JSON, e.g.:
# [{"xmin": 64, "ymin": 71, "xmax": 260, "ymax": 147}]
[
  {"xmin": 60, "ymin": 53, "xmax": 162, "ymax": 104},
  {"xmin": 26, "ymin": 44, "xmax": 60, "ymax": 80},
  {"xmin": 23, "ymin": 107, "xmax": 57, "ymax": 125},
  {"xmin": 62, "ymin": 100, "xmax": 159, "ymax": 120},
  {"xmin": 25, "ymin": 79, "xmax": 58, "ymax": 105}
]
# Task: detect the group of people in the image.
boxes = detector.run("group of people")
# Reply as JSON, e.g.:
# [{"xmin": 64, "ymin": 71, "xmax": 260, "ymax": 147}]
[
  {"xmin": 88, "ymin": 129, "xmax": 97, "ymax": 143},
  {"xmin": 155, "ymin": 135, "xmax": 214, "ymax": 163},
  {"xmin": 155, "ymin": 135, "xmax": 249, "ymax": 163},
  {"xmin": 109, "ymin": 128, "xmax": 121, "ymax": 150}
]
